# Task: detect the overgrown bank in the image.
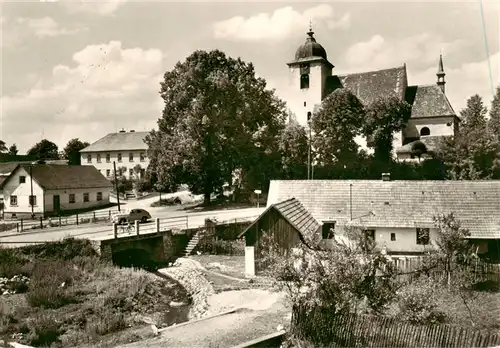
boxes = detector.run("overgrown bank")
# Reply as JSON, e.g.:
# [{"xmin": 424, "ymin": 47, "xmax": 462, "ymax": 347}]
[{"xmin": 0, "ymin": 239, "xmax": 191, "ymax": 348}]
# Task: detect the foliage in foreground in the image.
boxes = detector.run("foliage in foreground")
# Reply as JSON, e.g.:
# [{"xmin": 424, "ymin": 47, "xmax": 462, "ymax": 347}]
[{"xmin": 0, "ymin": 239, "xmax": 190, "ymax": 348}]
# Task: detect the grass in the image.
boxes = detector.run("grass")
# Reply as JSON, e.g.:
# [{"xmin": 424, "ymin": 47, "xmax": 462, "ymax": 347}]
[{"xmin": 0, "ymin": 239, "xmax": 191, "ymax": 348}]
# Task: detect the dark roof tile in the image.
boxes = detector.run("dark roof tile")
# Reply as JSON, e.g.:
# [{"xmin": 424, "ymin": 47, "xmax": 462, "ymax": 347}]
[
  {"xmin": 405, "ymin": 84, "xmax": 456, "ymax": 118},
  {"xmin": 81, "ymin": 131, "xmax": 149, "ymax": 152}
]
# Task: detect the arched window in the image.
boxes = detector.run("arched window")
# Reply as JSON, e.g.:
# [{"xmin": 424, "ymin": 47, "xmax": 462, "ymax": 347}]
[
  {"xmin": 300, "ymin": 74, "xmax": 309, "ymax": 89},
  {"xmin": 420, "ymin": 127, "xmax": 430, "ymax": 136}
]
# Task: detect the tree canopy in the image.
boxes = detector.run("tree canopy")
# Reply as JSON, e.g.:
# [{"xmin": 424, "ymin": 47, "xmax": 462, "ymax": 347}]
[
  {"xmin": 8, "ymin": 144, "xmax": 18, "ymax": 156},
  {"xmin": 63, "ymin": 138, "xmax": 90, "ymax": 165},
  {"xmin": 311, "ymin": 88, "xmax": 365, "ymax": 166},
  {"xmin": 27, "ymin": 139, "xmax": 60, "ymax": 161},
  {"xmin": 488, "ymin": 85, "xmax": 500, "ymax": 141},
  {"xmin": 278, "ymin": 121, "xmax": 309, "ymax": 179},
  {"xmin": 0, "ymin": 140, "xmax": 7, "ymax": 153},
  {"xmin": 146, "ymin": 49, "xmax": 287, "ymax": 204}
]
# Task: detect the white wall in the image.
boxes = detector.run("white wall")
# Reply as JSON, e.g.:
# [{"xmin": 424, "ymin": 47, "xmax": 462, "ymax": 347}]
[
  {"xmin": 3, "ymin": 167, "xmax": 45, "ymax": 215},
  {"xmin": 288, "ymin": 62, "xmax": 326, "ymax": 127},
  {"xmin": 44, "ymin": 187, "xmax": 110, "ymax": 212},
  {"xmin": 404, "ymin": 116, "xmax": 456, "ymax": 139},
  {"xmin": 81, "ymin": 150, "xmax": 149, "ymax": 179}
]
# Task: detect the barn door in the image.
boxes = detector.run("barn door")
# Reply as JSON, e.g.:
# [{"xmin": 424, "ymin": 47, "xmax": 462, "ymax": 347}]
[{"xmin": 53, "ymin": 195, "xmax": 61, "ymax": 214}]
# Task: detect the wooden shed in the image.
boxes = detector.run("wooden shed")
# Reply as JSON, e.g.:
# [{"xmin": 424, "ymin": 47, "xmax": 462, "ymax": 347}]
[{"xmin": 238, "ymin": 197, "xmax": 321, "ymax": 276}]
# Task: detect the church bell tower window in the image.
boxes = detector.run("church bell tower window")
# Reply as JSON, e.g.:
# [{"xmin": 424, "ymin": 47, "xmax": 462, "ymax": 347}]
[{"xmin": 300, "ymin": 64, "xmax": 310, "ymax": 89}]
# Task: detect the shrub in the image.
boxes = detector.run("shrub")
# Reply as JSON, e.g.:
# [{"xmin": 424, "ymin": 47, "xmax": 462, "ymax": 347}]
[
  {"xmin": 86, "ymin": 308, "xmax": 127, "ymax": 336},
  {"xmin": 397, "ymin": 276, "xmax": 447, "ymax": 324},
  {"xmin": 25, "ymin": 315, "xmax": 65, "ymax": 347},
  {"xmin": 0, "ymin": 248, "xmax": 29, "ymax": 278},
  {"xmin": 26, "ymin": 260, "xmax": 79, "ymax": 309},
  {"xmin": 196, "ymin": 238, "xmax": 245, "ymax": 256}
]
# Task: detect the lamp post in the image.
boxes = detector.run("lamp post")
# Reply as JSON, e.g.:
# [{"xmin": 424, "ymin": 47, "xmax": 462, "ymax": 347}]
[
  {"xmin": 30, "ymin": 163, "xmax": 34, "ymax": 219},
  {"xmin": 254, "ymin": 189, "xmax": 262, "ymax": 208}
]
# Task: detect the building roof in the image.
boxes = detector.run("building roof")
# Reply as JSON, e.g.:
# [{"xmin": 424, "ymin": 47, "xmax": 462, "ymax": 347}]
[
  {"xmin": 238, "ymin": 197, "xmax": 321, "ymax": 242},
  {"xmin": 80, "ymin": 131, "xmax": 149, "ymax": 153},
  {"xmin": 294, "ymin": 30, "xmax": 328, "ymax": 62},
  {"xmin": 2, "ymin": 164, "xmax": 111, "ymax": 190},
  {"xmin": 267, "ymin": 180, "xmax": 500, "ymax": 239},
  {"xmin": 326, "ymin": 65, "xmax": 407, "ymax": 105},
  {"xmin": 0, "ymin": 163, "xmax": 21, "ymax": 187},
  {"xmin": 405, "ymin": 84, "xmax": 456, "ymax": 118}
]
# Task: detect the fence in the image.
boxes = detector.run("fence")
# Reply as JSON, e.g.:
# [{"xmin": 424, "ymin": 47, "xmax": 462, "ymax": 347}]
[
  {"xmin": 389, "ymin": 256, "xmax": 500, "ymax": 284},
  {"xmin": 12, "ymin": 209, "xmax": 120, "ymax": 233},
  {"xmin": 291, "ymin": 306, "xmax": 500, "ymax": 348}
]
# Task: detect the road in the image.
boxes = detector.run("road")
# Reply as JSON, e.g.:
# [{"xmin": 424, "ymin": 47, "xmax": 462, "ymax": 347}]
[{"xmin": 0, "ymin": 207, "xmax": 264, "ymax": 247}]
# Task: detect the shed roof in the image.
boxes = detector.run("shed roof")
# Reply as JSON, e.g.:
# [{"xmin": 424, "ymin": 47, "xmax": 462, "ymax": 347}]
[
  {"xmin": 267, "ymin": 180, "xmax": 500, "ymax": 239},
  {"xmin": 3, "ymin": 164, "xmax": 112, "ymax": 190},
  {"xmin": 238, "ymin": 197, "xmax": 321, "ymax": 241},
  {"xmin": 80, "ymin": 131, "xmax": 149, "ymax": 152}
]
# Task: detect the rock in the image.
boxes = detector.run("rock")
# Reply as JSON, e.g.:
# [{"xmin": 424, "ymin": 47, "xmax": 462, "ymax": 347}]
[{"xmin": 169, "ymin": 301, "xmax": 185, "ymax": 308}]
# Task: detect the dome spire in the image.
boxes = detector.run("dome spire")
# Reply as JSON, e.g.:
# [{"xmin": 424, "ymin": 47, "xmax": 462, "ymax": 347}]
[{"xmin": 307, "ymin": 19, "xmax": 314, "ymax": 38}]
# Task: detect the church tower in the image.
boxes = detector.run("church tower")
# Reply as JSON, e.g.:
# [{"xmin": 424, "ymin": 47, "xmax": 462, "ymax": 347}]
[
  {"xmin": 437, "ymin": 54, "xmax": 446, "ymax": 94},
  {"xmin": 286, "ymin": 25, "xmax": 334, "ymax": 127}
]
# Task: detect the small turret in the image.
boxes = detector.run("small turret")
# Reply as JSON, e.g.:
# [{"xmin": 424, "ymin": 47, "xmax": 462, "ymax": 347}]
[{"xmin": 437, "ymin": 54, "xmax": 446, "ymax": 94}]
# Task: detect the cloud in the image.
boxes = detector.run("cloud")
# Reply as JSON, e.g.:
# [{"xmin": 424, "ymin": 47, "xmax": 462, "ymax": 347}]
[
  {"xmin": 17, "ymin": 17, "xmax": 81, "ymax": 37},
  {"xmin": 213, "ymin": 5, "xmax": 350, "ymax": 41},
  {"xmin": 52, "ymin": 0, "xmax": 126, "ymax": 16},
  {"xmin": 342, "ymin": 33, "xmax": 468, "ymax": 72},
  {"xmin": 409, "ymin": 51, "xmax": 500, "ymax": 113},
  {"xmin": 1, "ymin": 41, "xmax": 165, "ymax": 152}
]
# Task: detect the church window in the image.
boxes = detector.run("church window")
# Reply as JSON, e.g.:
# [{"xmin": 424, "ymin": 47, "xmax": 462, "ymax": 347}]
[
  {"xmin": 420, "ymin": 127, "xmax": 430, "ymax": 136},
  {"xmin": 300, "ymin": 74, "xmax": 309, "ymax": 89}
]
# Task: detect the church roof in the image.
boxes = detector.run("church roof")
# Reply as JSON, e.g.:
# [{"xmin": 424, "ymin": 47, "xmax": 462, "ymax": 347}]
[
  {"xmin": 267, "ymin": 180, "xmax": 500, "ymax": 239},
  {"xmin": 405, "ymin": 84, "xmax": 456, "ymax": 118},
  {"xmin": 326, "ymin": 65, "xmax": 407, "ymax": 105}
]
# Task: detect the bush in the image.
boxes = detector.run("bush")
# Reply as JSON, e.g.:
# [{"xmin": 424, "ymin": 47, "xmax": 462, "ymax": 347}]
[
  {"xmin": 86, "ymin": 308, "xmax": 127, "ymax": 336},
  {"xmin": 0, "ymin": 248, "xmax": 30, "ymax": 278},
  {"xmin": 397, "ymin": 276, "xmax": 447, "ymax": 325},
  {"xmin": 196, "ymin": 238, "xmax": 245, "ymax": 256},
  {"xmin": 25, "ymin": 315, "xmax": 65, "ymax": 347},
  {"xmin": 26, "ymin": 260, "xmax": 79, "ymax": 309}
]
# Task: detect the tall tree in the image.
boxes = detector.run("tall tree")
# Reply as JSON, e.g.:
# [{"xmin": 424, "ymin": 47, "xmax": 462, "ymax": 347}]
[
  {"xmin": 488, "ymin": 85, "xmax": 500, "ymax": 140},
  {"xmin": 278, "ymin": 121, "xmax": 309, "ymax": 179},
  {"xmin": 0, "ymin": 140, "xmax": 7, "ymax": 153},
  {"xmin": 8, "ymin": 144, "xmax": 18, "ymax": 156},
  {"xmin": 63, "ymin": 138, "xmax": 90, "ymax": 165},
  {"xmin": 27, "ymin": 139, "xmax": 60, "ymax": 161},
  {"xmin": 146, "ymin": 49, "xmax": 287, "ymax": 205},
  {"xmin": 312, "ymin": 88, "xmax": 365, "ymax": 166},
  {"xmin": 363, "ymin": 94, "xmax": 412, "ymax": 162},
  {"xmin": 435, "ymin": 94, "xmax": 500, "ymax": 179}
]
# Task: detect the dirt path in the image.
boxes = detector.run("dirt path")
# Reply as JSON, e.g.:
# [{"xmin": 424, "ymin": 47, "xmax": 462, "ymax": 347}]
[{"xmin": 122, "ymin": 258, "xmax": 291, "ymax": 347}]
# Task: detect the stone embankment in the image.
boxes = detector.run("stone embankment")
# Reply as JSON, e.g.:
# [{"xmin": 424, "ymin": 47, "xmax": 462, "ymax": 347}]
[{"xmin": 159, "ymin": 258, "xmax": 215, "ymax": 320}]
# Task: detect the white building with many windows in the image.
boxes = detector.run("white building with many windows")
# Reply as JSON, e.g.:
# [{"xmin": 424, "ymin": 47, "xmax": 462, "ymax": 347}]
[
  {"xmin": 79, "ymin": 130, "xmax": 150, "ymax": 180},
  {"xmin": 0, "ymin": 164, "xmax": 111, "ymax": 219}
]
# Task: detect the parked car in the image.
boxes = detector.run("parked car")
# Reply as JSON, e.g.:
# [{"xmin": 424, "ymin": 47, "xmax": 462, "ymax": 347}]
[{"xmin": 112, "ymin": 209, "xmax": 152, "ymax": 225}]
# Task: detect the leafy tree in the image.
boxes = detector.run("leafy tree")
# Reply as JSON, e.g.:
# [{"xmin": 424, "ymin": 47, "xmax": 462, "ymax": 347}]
[
  {"xmin": 0, "ymin": 140, "xmax": 7, "ymax": 153},
  {"xmin": 63, "ymin": 138, "xmax": 89, "ymax": 165},
  {"xmin": 8, "ymin": 144, "xmax": 18, "ymax": 156},
  {"xmin": 488, "ymin": 85, "xmax": 500, "ymax": 140},
  {"xmin": 410, "ymin": 140, "xmax": 428, "ymax": 162},
  {"xmin": 146, "ymin": 49, "xmax": 286, "ymax": 205},
  {"xmin": 363, "ymin": 95, "xmax": 412, "ymax": 162},
  {"xmin": 27, "ymin": 139, "xmax": 60, "ymax": 161},
  {"xmin": 312, "ymin": 88, "xmax": 365, "ymax": 166},
  {"xmin": 278, "ymin": 121, "xmax": 309, "ymax": 179},
  {"xmin": 435, "ymin": 94, "xmax": 500, "ymax": 179}
]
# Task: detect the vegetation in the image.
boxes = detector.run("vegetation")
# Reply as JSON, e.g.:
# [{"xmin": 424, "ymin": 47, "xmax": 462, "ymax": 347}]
[
  {"xmin": 63, "ymin": 138, "xmax": 90, "ymax": 165},
  {"xmin": 27, "ymin": 139, "xmax": 60, "ymax": 161},
  {"xmin": 261, "ymin": 213, "xmax": 500, "ymax": 347},
  {"xmin": 0, "ymin": 239, "xmax": 190, "ymax": 348}
]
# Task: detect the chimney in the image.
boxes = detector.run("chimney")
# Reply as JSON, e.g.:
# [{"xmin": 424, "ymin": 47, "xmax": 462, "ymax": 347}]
[
  {"xmin": 130, "ymin": 130, "xmax": 135, "ymax": 132},
  {"xmin": 381, "ymin": 173, "xmax": 391, "ymax": 181}
]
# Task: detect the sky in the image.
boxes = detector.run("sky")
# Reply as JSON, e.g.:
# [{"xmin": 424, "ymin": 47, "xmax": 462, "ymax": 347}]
[{"xmin": 0, "ymin": 0, "xmax": 499, "ymax": 154}]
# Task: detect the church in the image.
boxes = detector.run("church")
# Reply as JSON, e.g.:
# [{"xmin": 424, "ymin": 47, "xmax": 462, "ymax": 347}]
[{"xmin": 286, "ymin": 27, "xmax": 459, "ymax": 160}]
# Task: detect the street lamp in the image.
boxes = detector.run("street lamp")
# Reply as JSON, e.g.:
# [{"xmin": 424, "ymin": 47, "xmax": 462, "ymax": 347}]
[{"xmin": 307, "ymin": 111, "xmax": 312, "ymax": 180}]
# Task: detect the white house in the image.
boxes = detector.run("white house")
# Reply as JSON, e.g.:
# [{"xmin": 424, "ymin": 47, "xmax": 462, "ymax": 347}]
[
  {"xmin": 80, "ymin": 129, "xmax": 150, "ymax": 180},
  {"xmin": 266, "ymin": 177, "xmax": 500, "ymax": 259},
  {"xmin": 0, "ymin": 164, "xmax": 111, "ymax": 219}
]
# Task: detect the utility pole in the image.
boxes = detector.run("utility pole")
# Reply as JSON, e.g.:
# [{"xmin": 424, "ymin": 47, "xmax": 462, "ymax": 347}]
[
  {"xmin": 307, "ymin": 112, "xmax": 312, "ymax": 180},
  {"xmin": 30, "ymin": 164, "xmax": 34, "ymax": 219},
  {"xmin": 349, "ymin": 183, "xmax": 353, "ymax": 221},
  {"xmin": 113, "ymin": 161, "xmax": 121, "ymax": 212}
]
